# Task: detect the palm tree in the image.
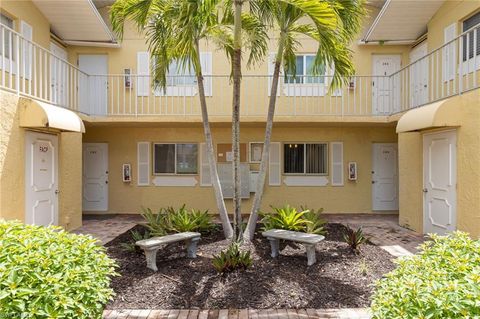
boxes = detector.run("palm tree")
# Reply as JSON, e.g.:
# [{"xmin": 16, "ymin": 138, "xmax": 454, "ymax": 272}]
[
  {"xmin": 109, "ymin": 0, "xmax": 236, "ymax": 237},
  {"xmin": 243, "ymin": 0, "xmax": 366, "ymax": 241},
  {"xmin": 110, "ymin": 0, "xmax": 267, "ymax": 239}
]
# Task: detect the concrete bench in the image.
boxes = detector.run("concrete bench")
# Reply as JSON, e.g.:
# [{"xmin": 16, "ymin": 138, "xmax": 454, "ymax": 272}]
[
  {"xmin": 262, "ymin": 229, "xmax": 325, "ymax": 266},
  {"xmin": 136, "ymin": 232, "xmax": 201, "ymax": 271}
]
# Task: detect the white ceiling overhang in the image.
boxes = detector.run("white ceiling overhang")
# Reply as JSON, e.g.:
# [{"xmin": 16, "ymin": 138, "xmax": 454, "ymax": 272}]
[
  {"xmin": 363, "ymin": 0, "xmax": 446, "ymax": 43},
  {"xmin": 32, "ymin": 0, "xmax": 115, "ymax": 44}
]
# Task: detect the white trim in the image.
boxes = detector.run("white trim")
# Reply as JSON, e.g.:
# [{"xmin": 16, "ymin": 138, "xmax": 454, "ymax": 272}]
[
  {"xmin": 249, "ymin": 141, "xmax": 264, "ymax": 163},
  {"xmin": 152, "ymin": 176, "xmax": 198, "ymax": 187},
  {"xmin": 268, "ymin": 142, "xmax": 281, "ymax": 186},
  {"xmin": 283, "ymin": 176, "xmax": 328, "ymax": 187}
]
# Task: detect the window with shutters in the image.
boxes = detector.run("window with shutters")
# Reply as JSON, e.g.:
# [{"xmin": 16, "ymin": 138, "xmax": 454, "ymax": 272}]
[
  {"xmin": 153, "ymin": 143, "xmax": 198, "ymax": 175},
  {"xmin": 0, "ymin": 13, "xmax": 15, "ymax": 61},
  {"xmin": 462, "ymin": 12, "xmax": 480, "ymax": 62},
  {"xmin": 284, "ymin": 55, "xmax": 325, "ymax": 84},
  {"xmin": 283, "ymin": 143, "xmax": 328, "ymax": 175}
]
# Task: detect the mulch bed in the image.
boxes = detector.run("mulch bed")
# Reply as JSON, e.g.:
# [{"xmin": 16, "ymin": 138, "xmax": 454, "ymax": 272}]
[{"xmin": 105, "ymin": 223, "xmax": 395, "ymax": 309}]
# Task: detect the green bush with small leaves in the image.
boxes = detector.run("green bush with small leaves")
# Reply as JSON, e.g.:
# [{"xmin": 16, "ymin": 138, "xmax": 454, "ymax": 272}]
[
  {"xmin": 212, "ymin": 243, "xmax": 252, "ymax": 273},
  {"xmin": 261, "ymin": 205, "xmax": 326, "ymax": 235},
  {"xmin": 371, "ymin": 231, "xmax": 480, "ymax": 319},
  {"xmin": 0, "ymin": 221, "xmax": 118, "ymax": 319}
]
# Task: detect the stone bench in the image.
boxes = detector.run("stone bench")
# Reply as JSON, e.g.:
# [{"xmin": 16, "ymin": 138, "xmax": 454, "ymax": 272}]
[
  {"xmin": 136, "ymin": 232, "xmax": 201, "ymax": 271},
  {"xmin": 262, "ymin": 229, "xmax": 325, "ymax": 266}
]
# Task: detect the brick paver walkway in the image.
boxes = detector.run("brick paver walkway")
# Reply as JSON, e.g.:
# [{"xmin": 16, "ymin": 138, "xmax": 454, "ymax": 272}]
[{"xmin": 103, "ymin": 308, "xmax": 371, "ymax": 319}]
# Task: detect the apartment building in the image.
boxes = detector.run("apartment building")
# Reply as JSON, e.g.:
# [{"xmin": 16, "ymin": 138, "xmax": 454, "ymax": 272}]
[{"xmin": 0, "ymin": 0, "xmax": 479, "ymax": 238}]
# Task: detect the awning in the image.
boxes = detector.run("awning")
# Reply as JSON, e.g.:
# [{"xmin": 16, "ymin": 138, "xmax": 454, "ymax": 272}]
[
  {"xmin": 396, "ymin": 100, "xmax": 456, "ymax": 133},
  {"xmin": 19, "ymin": 99, "xmax": 85, "ymax": 133}
]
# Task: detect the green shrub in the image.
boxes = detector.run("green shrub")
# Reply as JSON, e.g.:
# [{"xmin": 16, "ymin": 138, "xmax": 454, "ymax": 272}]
[
  {"xmin": 120, "ymin": 229, "xmax": 151, "ymax": 253},
  {"xmin": 371, "ymin": 231, "xmax": 480, "ymax": 319},
  {"xmin": 261, "ymin": 205, "xmax": 326, "ymax": 235},
  {"xmin": 342, "ymin": 226, "xmax": 367, "ymax": 252},
  {"xmin": 212, "ymin": 243, "xmax": 252, "ymax": 273},
  {"xmin": 141, "ymin": 207, "xmax": 166, "ymax": 236},
  {"xmin": 0, "ymin": 221, "xmax": 117, "ymax": 319},
  {"xmin": 164, "ymin": 205, "xmax": 216, "ymax": 234}
]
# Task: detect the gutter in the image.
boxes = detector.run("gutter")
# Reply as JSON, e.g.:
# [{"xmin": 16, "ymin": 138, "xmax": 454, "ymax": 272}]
[{"xmin": 63, "ymin": 40, "xmax": 121, "ymax": 48}]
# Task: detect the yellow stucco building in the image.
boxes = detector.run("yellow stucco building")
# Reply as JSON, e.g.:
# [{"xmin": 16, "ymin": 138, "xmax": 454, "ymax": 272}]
[{"xmin": 0, "ymin": 0, "xmax": 479, "ymax": 238}]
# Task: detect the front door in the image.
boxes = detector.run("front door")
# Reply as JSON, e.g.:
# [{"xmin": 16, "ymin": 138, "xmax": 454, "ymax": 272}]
[
  {"xmin": 50, "ymin": 42, "xmax": 68, "ymax": 106},
  {"xmin": 82, "ymin": 143, "xmax": 109, "ymax": 211},
  {"xmin": 372, "ymin": 55, "xmax": 401, "ymax": 114},
  {"xmin": 423, "ymin": 130, "xmax": 457, "ymax": 235},
  {"xmin": 372, "ymin": 143, "xmax": 399, "ymax": 211},
  {"xmin": 78, "ymin": 54, "xmax": 108, "ymax": 116},
  {"xmin": 25, "ymin": 131, "xmax": 58, "ymax": 226},
  {"xmin": 410, "ymin": 42, "xmax": 429, "ymax": 107}
]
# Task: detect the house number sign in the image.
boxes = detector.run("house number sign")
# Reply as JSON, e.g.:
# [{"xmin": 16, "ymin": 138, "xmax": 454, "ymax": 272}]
[{"xmin": 39, "ymin": 145, "xmax": 49, "ymax": 152}]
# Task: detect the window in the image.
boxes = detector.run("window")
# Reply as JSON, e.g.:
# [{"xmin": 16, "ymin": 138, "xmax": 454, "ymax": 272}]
[
  {"xmin": 284, "ymin": 55, "xmax": 325, "ymax": 84},
  {"xmin": 462, "ymin": 12, "xmax": 480, "ymax": 62},
  {"xmin": 283, "ymin": 143, "xmax": 328, "ymax": 175},
  {"xmin": 0, "ymin": 13, "xmax": 14, "ymax": 59},
  {"xmin": 153, "ymin": 143, "xmax": 198, "ymax": 174},
  {"xmin": 166, "ymin": 59, "xmax": 196, "ymax": 86}
]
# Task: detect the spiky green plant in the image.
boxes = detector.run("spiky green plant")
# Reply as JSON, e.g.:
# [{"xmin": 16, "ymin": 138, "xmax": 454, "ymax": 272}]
[
  {"xmin": 164, "ymin": 205, "xmax": 216, "ymax": 234},
  {"xmin": 140, "ymin": 207, "xmax": 167, "ymax": 236},
  {"xmin": 120, "ymin": 229, "xmax": 152, "ymax": 253},
  {"xmin": 212, "ymin": 243, "xmax": 252, "ymax": 273},
  {"xmin": 343, "ymin": 226, "xmax": 367, "ymax": 252},
  {"xmin": 261, "ymin": 205, "xmax": 308, "ymax": 231},
  {"xmin": 302, "ymin": 206, "xmax": 327, "ymax": 235}
]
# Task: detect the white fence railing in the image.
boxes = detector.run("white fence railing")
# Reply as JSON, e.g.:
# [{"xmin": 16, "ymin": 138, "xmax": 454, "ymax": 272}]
[{"xmin": 1, "ymin": 23, "xmax": 479, "ymax": 118}]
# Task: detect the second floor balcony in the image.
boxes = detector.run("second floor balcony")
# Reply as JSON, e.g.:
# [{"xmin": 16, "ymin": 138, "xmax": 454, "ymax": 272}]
[{"xmin": 1, "ymin": 24, "xmax": 479, "ymax": 122}]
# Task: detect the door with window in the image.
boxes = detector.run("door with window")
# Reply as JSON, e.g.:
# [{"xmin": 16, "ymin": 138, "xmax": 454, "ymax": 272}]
[
  {"xmin": 78, "ymin": 55, "xmax": 108, "ymax": 115},
  {"xmin": 423, "ymin": 131, "xmax": 456, "ymax": 235},
  {"xmin": 82, "ymin": 143, "xmax": 108, "ymax": 211},
  {"xmin": 410, "ymin": 42, "xmax": 429, "ymax": 107},
  {"xmin": 50, "ymin": 43, "xmax": 68, "ymax": 106},
  {"xmin": 372, "ymin": 55, "xmax": 401, "ymax": 114},
  {"xmin": 372, "ymin": 143, "xmax": 398, "ymax": 211},
  {"xmin": 25, "ymin": 131, "xmax": 59, "ymax": 226}
]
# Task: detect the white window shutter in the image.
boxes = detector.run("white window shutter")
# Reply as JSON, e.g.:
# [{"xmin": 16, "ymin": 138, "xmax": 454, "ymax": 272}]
[
  {"xmin": 268, "ymin": 53, "xmax": 280, "ymax": 96},
  {"xmin": 200, "ymin": 143, "xmax": 212, "ymax": 186},
  {"xmin": 137, "ymin": 51, "xmax": 150, "ymax": 96},
  {"xmin": 331, "ymin": 142, "xmax": 344, "ymax": 186},
  {"xmin": 20, "ymin": 21, "xmax": 32, "ymax": 80},
  {"xmin": 269, "ymin": 142, "xmax": 281, "ymax": 186},
  {"xmin": 137, "ymin": 142, "xmax": 150, "ymax": 186},
  {"xmin": 200, "ymin": 52, "xmax": 212, "ymax": 96},
  {"xmin": 443, "ymin": 23, "xmax": 456, "ymax": 82}
]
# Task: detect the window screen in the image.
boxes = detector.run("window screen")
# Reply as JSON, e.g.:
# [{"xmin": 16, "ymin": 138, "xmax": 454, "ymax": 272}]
[
  {"xmin": 0, "ymin": 14, "xmax": 14, "ymax": 59},
  {"xmin": 284, "ymin": 143, "xmax": 304, "ymax": 173},
  {"xmin": 463, "ymin": 12, "xmax": 480, "ymax": 61},
  {"xmin": 284, "ymin": 143, "xmax": 328, "ymax": 174},
  {"xmin": 176, "ymin": 143, "xmax": 198, "ymax": 174},
  {"xmin": 306, "ymin": 143, "xmax": 327, "ymax": 174},
  {"xmin": 284, "ymin": 55, "xmax": 325, "ymax": 84}
]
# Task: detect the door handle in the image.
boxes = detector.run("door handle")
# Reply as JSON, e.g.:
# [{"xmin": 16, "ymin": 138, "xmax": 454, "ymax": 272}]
[
  {"xmin": 105, "ymin": 181, "xmax": 108, "ymax": 184},
  {"xmin": 423, "ymin": 188, "xmax": 428, "ymax": 193},
  {"xmin": 372, "ymin": 181, "xmax": 376, "ymax": 184},
  {"xmin": 55, "ymin": 190, "xmax": 60, "ymax": 194}
]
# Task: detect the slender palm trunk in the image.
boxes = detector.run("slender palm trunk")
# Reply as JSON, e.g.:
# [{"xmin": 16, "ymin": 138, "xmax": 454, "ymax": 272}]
[
  {"xmin": 195, "ymin": 44, "xmax": 233, "ymax": 239},
  {"xmin": 244, "ymin": 38, "xmax": 285, "ymax": 242},
  {"xmin": 231, "ymin": 0, "xmax": 243, "ymax": 241}
]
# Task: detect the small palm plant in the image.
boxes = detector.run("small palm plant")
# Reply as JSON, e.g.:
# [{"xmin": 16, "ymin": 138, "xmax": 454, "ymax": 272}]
[
  {"xmin": 212, "ymin": 242, "xmax": 252, "ymax": 273},
  {"xmin": 343, "ymin": 226, "xmax": 368, "ymax": 253}
]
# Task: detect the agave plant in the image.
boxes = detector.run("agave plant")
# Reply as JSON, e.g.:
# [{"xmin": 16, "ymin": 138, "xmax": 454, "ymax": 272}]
[
  {"xmin": 343, "ymin": 226, "xmax": 368, "ymax": 252},
  {"xmin": 261, "ymin": 205, "xmax": 308, "ymax": 231}
]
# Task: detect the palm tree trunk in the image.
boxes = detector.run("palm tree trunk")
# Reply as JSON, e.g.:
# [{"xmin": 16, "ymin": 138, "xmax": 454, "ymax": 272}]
[
  {"xmin": 244, "ymin": 39, "xmax": 284, "ymax": 242},
  {"xmin": 231, "ymin": 0, "xmax": 243, "ymax": 241},
  {"xmin": 195, "ymin": 44, "xmax": 233, "ymax": 239}
]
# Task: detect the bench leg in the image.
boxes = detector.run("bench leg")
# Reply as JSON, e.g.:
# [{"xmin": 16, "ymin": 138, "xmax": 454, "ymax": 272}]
[
  {"xmin": 144, "ymin": 248, "xmax": 158, "ymax": 271},
  {"xmin": 305, "ymin": 244, "xmax": 316, "ymax": 266},
  {"xmin": 268, "ymin": 238, "xmax": 280, "ymax": 258},
  {"xmin": 185, "ymin": 237, "xmax": 200, "ymax": 258}
]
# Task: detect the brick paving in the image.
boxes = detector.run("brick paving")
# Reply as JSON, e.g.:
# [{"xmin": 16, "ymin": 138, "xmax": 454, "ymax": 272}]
[
  {"xmin": 73, "ymin": 213, "xmax": 423, "ymax": 319},
  {"xmin": 102, "ymin": 308, "xmax": 371, "ymax": 319}
]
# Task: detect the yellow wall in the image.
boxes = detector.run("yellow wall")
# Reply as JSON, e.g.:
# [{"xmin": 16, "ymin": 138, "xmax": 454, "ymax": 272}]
[
  {"xmin": 83, "ymin": 123, "xmax": 397, "ymax": 215},
  {"xmin": 0, "ymin": 92, "xmax": 83, "ymax": 230},
  {"xmin": 398, "ymin": 90, "xmax": 480, "ymax": 238},
  {"xmin": 0, "ymin": 0, "xmax": 51, "ymax": 49}
]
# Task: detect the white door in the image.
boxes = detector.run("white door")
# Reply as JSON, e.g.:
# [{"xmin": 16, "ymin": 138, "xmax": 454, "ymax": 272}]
[
  {"xmin": 50, "ymin": 43, "xmax": 68, "ymax": 106},
  {"xmin": 82, "ymin": 143, "xmax": 109, "ymax": 211},
  {"xmin": 423, "ymin": 130, "xmax": 457, "ymax": 235},
  {"xmin": 78, "ymin": 55, "xmax": 108, "ymax": 116},
  {"xmin": 372, "ymin": 143, "xmax": 399, "ymax": 211},
  {"xmin": 410, "ymin": 42, "xmax": 429, "ymax": 107},
  {"xmin": 25, "ymin": 131, "xmax": 58, "ymax": 226},
  {"xmin": 372, "ymin": 55, "xmax": 401, "ymax": 115}
]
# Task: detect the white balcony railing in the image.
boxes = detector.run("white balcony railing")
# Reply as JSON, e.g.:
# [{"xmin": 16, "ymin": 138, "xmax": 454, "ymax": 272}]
[{"xmin": 1, "ymin": 23, "xmax": 479, "ymax": 118}]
